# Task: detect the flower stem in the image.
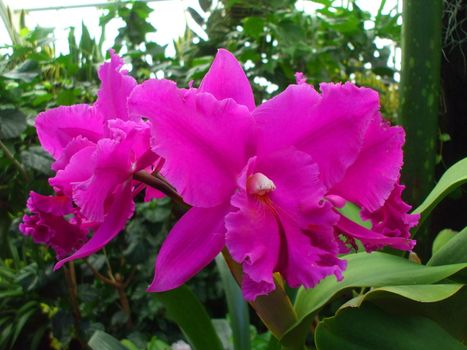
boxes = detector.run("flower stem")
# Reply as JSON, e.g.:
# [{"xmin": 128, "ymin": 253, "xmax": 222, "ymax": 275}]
[{"xmin": 221, "ymin": 249, "xmax": 299, "ymax": 345}]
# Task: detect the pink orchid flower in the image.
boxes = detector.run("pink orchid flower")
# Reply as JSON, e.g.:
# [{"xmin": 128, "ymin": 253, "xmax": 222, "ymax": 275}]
[
  {"xmin": 20, "ymin": 51, "xmax": 159, "ymax": 268},
  {"xmin": 129, "ymin": 49, "xmax": 419, "ymax": 300}
]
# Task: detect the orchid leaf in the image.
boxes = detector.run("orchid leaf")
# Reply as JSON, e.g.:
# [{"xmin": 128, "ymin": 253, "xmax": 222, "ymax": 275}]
[
  {"xmin": 428, "ymin": 227, "xmax": 467, "ymax": 266},
  {"xmin": 88, "ymin": 330, "xmax": 127, "ymax": 350},
  {"xmin": 280, "ymin": 252, "xmax": 467, "ymax": 348},
  {"xmin": 412, "ymin": 157, "xmax": 467, "ymax": 226},
  {"xmin": 216, "ymin": 255, "xmax": 251, "ymax": 350},
  {"xmin": 314, "ymin": 303, "xmax": 466, "ymax": 350},
  {"xmin": 156, "ymin": 285, "xmax": 224, "ymax": 350},
  {"xmin": 357, "ymin": 285, "xmax": 467, "ymax": 342}
]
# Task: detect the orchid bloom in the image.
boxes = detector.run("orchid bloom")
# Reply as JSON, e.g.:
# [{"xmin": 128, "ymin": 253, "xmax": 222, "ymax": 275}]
[
  {"xmin": 129, "ymin": 49, "xmax": 419, "ymax": 300},
  {"xmin": 20, "ymin": 50, "xmax": 159, "ymax": 268}
]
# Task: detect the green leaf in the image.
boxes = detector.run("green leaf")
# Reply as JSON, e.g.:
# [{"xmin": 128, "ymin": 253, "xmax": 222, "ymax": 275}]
[
  {"xmin": 243, "ymin": 17, "xmax": 265, "ymax": 39},
  {"xmin": 216, "ymin": 255, "xmax": 251, "ymax": 350},
  {"xmin": 2, "ymin": 59, "xmax": 40, "ymax": 82},
  {"xmin": 0, "ymin": 108, "xmax": 27, "ymax": 139},
  {"xmin": 432, "ymin": 228, "xmax": 457, "ymax": 255},
  {"xmin": 428, "ymin": 227, "xmax": 467, "ymax": 266},
  {"xmin": 315, "ymin": 303, "xmax": 467, "ymax": 350},
  {"xmin": 199, "ymin": 0, "xmax": 212, "ymax": 12},
  {"xmin": 20, "ymin": 146, "xmax": 53, "ymax": 175},
  {"xmin": 349, "ymin": 284, "xmax": 464, "ymax": 306},
  {"xmin": 280, "ymin": 252, "xmax": 467, "ymax": 347},
  {"xmin": 156, "ymin": 285, "xmax": 224, "ymax": 350},
  {"xmin": 413, "ymin": 157, "xmax": 467, "ymax": 226},
  {"xmin": 88, "ymin": 330, "xmax": 128, "ymax": 350}
]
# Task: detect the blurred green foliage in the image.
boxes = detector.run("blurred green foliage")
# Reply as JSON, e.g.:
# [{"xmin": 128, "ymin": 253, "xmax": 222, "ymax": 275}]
[{"xmin": 0, "ymin": 0, "xmax": 404, "ymax": 349}]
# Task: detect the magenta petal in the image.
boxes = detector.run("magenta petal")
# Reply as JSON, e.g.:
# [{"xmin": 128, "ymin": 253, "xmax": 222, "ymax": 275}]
[
  {"xmin": 36, "ymin": 104, "xmax": 104, "ymax": 158},
  {"xmin": 94, "ymin": 50, "xmax": 137, "ymax": 122},
  {"xmin": 331, "ymin": 114, "xmax": 404, "ymax": 212},
  {"xmin": 199, "ymin": 49, "xmax": 255, "ymax": 111},
  {"xmin": 54, "ymin": 181, "xmax": 134, "ymax": 269},
  {"xmin": 148, "ymin": 204, "xmax": 228, "ymax": 292},
  {"xmin": 129, "ymin": 79, "xmax": 255, "ymax": 207},
  {"xmin": 26, "ymin": 191, "xmax": 73, "ymax": 216},
  {"xmin": 49, "ymin": 145, "xmax": 96, "ymax": 195},
  {"xmin": 336, "ymin": 214, "xmax": 416, "ymax": 252},
  {"xmin": 279, "ymin": 213, "xmax": 346, "ymax": 289},
  {"xmin": 225, "ymin": 185, "xmax": 280, "ymax": 300},
  {"xmin": 254, "ymin": 82, "xmax": 378, "ymax": 188},
  {"xmin": 360, "ymin": 183, "xmax": 420, "ymax": 249},
  {"xmin": 73, "ymin": 139, "xmax": 132, "ymax": 222},
  {"xmin": 52, "ymin": 136, "xmax": 95, "ymax": 171}
]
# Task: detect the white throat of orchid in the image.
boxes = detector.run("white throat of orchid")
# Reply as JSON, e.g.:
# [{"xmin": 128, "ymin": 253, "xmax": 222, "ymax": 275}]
[{"xmin": 247, "ymin": 172, "xmax": 276, "ymax": 196}]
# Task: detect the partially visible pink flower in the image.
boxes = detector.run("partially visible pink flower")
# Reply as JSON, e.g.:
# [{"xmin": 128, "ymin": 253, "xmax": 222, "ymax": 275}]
[
  {"xmin": 129, "ymin": 49, "xmax": 418, "ymax": 300},
  {"xmin": 22, "ymin": 50, "xmax": 159, "ymax": 267},
  {"xmin": 19, "ymin": 192, "xmax": 88, "ymax": 259}
]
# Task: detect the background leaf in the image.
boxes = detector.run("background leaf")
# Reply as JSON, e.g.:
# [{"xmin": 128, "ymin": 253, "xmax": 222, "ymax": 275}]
[
  {"xmin": 280, "ymin": 252, "xmax": 467, "ymax": 347},
  {"xmin": 412, "ymin": 157, "xmax": 467, "ymax": 226},
  {"xmin": 428, "ymin": 227, "xmax": 467, "ymax": 266},
  {"xmin": 156, "ymin": 285, "xmax": 224, "ymax": 350},
  {"xmin": 314, "ymin": 303, "xmax": 466, "ymax": 350}
]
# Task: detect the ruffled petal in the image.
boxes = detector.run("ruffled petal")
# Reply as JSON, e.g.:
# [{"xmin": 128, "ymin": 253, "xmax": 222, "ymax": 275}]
[
  {"xmin": 148, "ymin": 204, "xmax": 228, "ymax": 292},
  {"xmin": 225, "ymin": 169, "xmax": 280, "ymax": 300},
  {"xmin": 54, "ymin": 181, "xmax": 134, "ymax": 269},
  {"xmin": 254, "ymin": 149, "xmax": 345, "ymax": 289},
  {"xmin": 360, "ymin": 183, "xmax": 419, "ymax": 249},
  {"xmin": 73, "ymin": 139, "xmax": 132, "ymax": 222},
  {"xmin": 129, "ymin": 79, "xmax": 255, "ymax": 207},
  {"xmin": 26, "ymin": 191, "xmax": 73, "ymax": 216},
  {"xmin": 254, "ymin": 82, "xmax": 377, "ymax": 188},
  {"xmin": 35, "ymin": 104, "xmax": 104, "ymax": 158},
  {"xmin": 49, "ymin": 145, "xmax": 97, "ymax": 196},
  {"xmin": 94, "ymin": 49, "xmax": 137, "ymax": 122},
  {"xmin": 226, "ymin": 149, "xmax": 344, "ymax": 300},
  {"xmin": 331, "ymin": 114, "xmax": 405, "ymax": 212},
  {"xmin": 336, "ymin": 214, "xmax": 416, "ymax": 252},
  {"xmin": 20, "ymin": 192, "xmax": 87, "ymax": 260},
  {"xmin": 52, "ymin": 136, "xmax": 95, "ymax": 171},
  {"xmin": 199, "ymin": 49, "xmax": 255, "ymax": 111},
  {"xmin": 278, "ymin": 213, "xmax": 346, "ymax": 289}
]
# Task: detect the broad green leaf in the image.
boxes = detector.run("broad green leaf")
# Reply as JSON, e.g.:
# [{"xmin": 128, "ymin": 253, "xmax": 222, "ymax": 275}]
[
  {"xmin": 314, "ymin": 303, "xmax": 466, "ymax": 350},
  {"xmin": 280, "ymin": 252, "xmax": 467, "ymax": 347},
  {"xmin": 428, "ymin": 227, "xmax": 467, "ymax": 266},
  {"xmin": 243, "ymin": 17, "xmax": 265, "ymax": 39},
  {"xmin": 88, "ymin": 330, "xmax": 128, "ymax": 350},
  {"xmin": 360, "ymin": 285, "xmax": 467, "ymax": 342},
  {"xmin": 216, "ymin": 255, "xmax": 251, "ymax": 350},
  {"xmin": 0, "ymin": 108, "xmax": 27, "ymax": 139},
  {"xmin": 156, "ymin": 285, "xmax": 224, "ymax": 350},
  {"xmin": 345, "ymin": 284, "xmax": 464, "ymax": 307},
  {"xmin": 432, "ymin": 228, "xmax": 457, "ymax": 255},
  {"xmin": 413, "ymin": 157, "xmax": 467, "ymax": 226},
  {"xmin": 20, "ymin": 146, "xmax": 53, "ymax": 175}
]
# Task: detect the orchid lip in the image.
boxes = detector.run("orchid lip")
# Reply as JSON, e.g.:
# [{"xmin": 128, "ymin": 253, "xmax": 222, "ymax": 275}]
[{"xmin": 247, "ymin": 172, "xmax": 276, "ymax": 196}]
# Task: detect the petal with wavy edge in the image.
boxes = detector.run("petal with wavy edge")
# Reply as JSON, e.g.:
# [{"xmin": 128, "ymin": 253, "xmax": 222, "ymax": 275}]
[
  {"xmin": 36, "ymin": 104, "xmax": 104, "ymax": 158},
  {"xmin": 94, "ymin": 49, "xmax": 137, "ymax": 122},
  {"xmin": 49, "ymin": 145, "xmax": 96, "ymax": 196},
  {"xmin": 52, "ymin": 136, "xmax": 95, "ymax": 171},
  {"xmin": 129, "ymin": 79, "xmax": 255, "ymax": 207},
  {"xmin": 54, "ymin": 181, "xmax": 134, "ymax": 269},
  {"xmin": 73, "ymin": 138, "xmax": 132, "ymax": 222},
  {"xmin": 336, "ymin": 214, "xmax": 416, "ymax": 252},
  {"xmin": 254, "ymin": 82, "xmax": 377, "ymax": 188},
  {"xmin": 199, "ymin": 49, "xmax": 255, "ymax": 111},
  {"xmin": 148, "ymin": 204, "xmax": 228, "ymax": 292},
  {"xmin": 331, "ymin": 114, "xmax": 404, "ymax": 212},
  {"xmin": 360, "ymin": 183, "xmax": 419, "ymax": 248}
]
